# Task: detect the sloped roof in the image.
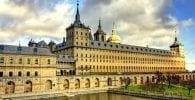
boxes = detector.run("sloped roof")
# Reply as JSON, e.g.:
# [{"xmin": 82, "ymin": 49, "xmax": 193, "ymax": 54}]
[{"xmin": 0, "ymin": 44, "xmax": 54, "ymax": 56}]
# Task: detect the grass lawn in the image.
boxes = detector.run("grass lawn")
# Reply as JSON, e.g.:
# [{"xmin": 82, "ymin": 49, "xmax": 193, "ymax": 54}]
[{"xmin": 122, "ymin": 84, "xmax": 195, "ymax": 96}]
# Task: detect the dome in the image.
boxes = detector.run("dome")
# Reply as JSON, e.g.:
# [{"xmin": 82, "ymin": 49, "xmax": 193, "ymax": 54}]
[{"xmin": 107, "ymin": 25, "xmax": 121, "ymax": 43}]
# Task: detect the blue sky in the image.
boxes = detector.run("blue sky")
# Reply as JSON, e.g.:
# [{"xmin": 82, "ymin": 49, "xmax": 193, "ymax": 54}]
[
  {"xmin": 171, "ymin": 0, "xmax": 195, "ymax": 70},
  {"xmin": 0, "ymin": 0, "xmax": 194, "ymax": 71}
]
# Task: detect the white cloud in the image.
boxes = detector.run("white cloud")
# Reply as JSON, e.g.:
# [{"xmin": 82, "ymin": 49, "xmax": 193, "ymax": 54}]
[
  {"xmin": 81, "ymin": 0, "xmax": 177, "ymax": 48},
  {"xmin": 0, "ymin": 0, "xmax": 74, "ymax": 43},
  {"xmin": 186, "ymin": 60, "xmax": 195, "ymax": 72}
]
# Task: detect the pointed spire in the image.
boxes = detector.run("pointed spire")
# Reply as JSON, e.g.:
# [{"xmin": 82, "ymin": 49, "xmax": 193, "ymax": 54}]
[
  {"xmin": 174, "ymin": 24, "xmax": 179, "ymax": 43},
  {"xmin": 63, "ymin": 37, "xmax": 66, "ymax": 43},
  {"xmin": 75, "ymin": 0, "xmax": 81, "ymax": 23},
  {"xmin": 174, "ymin": 30, "xmax": 178, "ymax": 42},
  {"xmin": 98, "ymin": 18, "xmax": 102, "ymax": 29},
  {"xmin": 112, "ymin": 22, "xmax": 117, "ymax": 34}
]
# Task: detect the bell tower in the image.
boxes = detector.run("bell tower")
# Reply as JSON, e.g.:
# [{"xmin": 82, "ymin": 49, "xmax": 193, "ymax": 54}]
[
  {"xmin": 170, "ymin": 30, "xmax": 184, "ymax": 57},
  {"xmin": 94, "ymin": 19, "xmax": 106, "ymax": 41},
  {"xmin": 65, "ymin": 0, "xmax": 91, "ymax": 47}
]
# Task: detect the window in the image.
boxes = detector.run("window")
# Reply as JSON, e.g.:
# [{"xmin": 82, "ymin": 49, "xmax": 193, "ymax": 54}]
[
  {"xmin": 35, "ymin": 58, "xmax": 38, "ymax": 64},
  {"xmin": 27, "ymin": 58, "xmax": 31, "ymax": 64},
  {"xmin": 9, "ymin": 57, "xmax": 14, "ymax": 64},
  {"xmin": 18, "ymin": 57, "xmax": 22, "ymax": 64},
  {"xmin": 0, "ymin": 72, "xmax": 3, "ymax": 77},
  {"xmin": 35, "ymin": 71, "xmax": 38, "ymax": 76},
  {"xmin": 47, "ymin": 59, "xmax": 51, "ymax": 64},
  {"xmin": 0, "ymin": 57, "xmax": 4, "ymax": 64},
  {"xmin": 27, "ymin": 71, "xmax": 30, "ymax": 76},
  {"xmin": 18, "ymin": 71, "xmax": 22, "ymax": 77},
  {"xmin": 9, "ymin": 72, "xmax": 13, "ymax": 77}
]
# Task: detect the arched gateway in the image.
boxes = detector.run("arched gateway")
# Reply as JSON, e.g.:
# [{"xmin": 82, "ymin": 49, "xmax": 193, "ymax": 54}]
[{"xmin": 5, "ymin": 81, "xmax": 15, "ymax": 94}]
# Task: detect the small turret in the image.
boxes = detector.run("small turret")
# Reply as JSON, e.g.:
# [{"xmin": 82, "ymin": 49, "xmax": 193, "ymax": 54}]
[
  {"xmin": 48, "ymin": 40, "xmax": 56, "ymax": 52},
  {"xmin": 94, "ymin": 19, "xmax": 106, "ymax": 41},
  {"xmin": 107, "ymin": 23, "xmax": 121, "ymax": 44},
  {"xmin": 28, "ymin": 39, "xmax": 37, "ymax": 47}
]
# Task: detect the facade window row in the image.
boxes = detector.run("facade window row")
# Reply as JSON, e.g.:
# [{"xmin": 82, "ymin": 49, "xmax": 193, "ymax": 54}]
[
  {"xmin": 0, "ymin": 71, "xmax": 38, "ymax": 77},
  {"xmin": 0, "ymin": 57, "xmax": 51, "ymax": 65}
]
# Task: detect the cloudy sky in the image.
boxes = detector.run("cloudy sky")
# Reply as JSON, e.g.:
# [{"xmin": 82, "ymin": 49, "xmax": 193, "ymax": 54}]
[{"xmin": 0, "ymin": 0, "xmax": 194, "ymax": 71}]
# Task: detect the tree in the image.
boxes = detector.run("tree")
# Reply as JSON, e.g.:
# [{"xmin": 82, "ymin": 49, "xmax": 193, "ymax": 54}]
[
  {"xmin": 154, "ymin": 71, "xmax": 165, "ymax": 91},
  {"xmin": 155, "ymin": 71, "xmax": 164, "ymax": 84},
  {"xmin": 166, "ymin": 73, "xmax": 181, "ymax": 88},
  {"xmin": 181, "ymin": 80, "xmax": 195, "ymax": 95},
  {"xmin": 166, "ymin": 73, "xmax": 172, "ymax": 88}
]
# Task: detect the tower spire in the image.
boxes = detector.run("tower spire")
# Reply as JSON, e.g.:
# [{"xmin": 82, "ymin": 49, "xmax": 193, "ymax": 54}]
[
  {"xmin": 98, "ymin": 18, "xmax": 102, "ymax": 29},
  {"xmin": 112, "ymin": 22, "xmax": 117, "ymax": 34},
  {"xmin": 174, "ymin": 24, "xmax": 178, "ymax": 43},
  {"xmin": 75, "ymin": 0, "xmax": 81, "ymax": 23}
]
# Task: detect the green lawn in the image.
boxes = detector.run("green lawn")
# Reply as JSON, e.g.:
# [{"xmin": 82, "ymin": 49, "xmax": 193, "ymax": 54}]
[{"xmin": 122, "ymin": 84, "xmax": 195, "ymax": 96}]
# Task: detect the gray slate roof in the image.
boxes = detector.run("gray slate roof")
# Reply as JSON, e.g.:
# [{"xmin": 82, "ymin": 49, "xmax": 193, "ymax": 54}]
[
  {"xmin": 55, "ymin": 40, "xmax": 176, "ymax": 56},
  {"xmin": 89, "ymin": 40, "xmax": 175, "ymax": 56},
  {"xmin": 0, "ymin": 44, "xmax": 54, "ymax": 56}
]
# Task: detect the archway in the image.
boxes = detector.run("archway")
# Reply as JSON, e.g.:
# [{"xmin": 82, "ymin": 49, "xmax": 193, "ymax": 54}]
[
  {"xmin": 146, "ymin": 76, "xmax": 150, "ymax": 84},
  {"xmin": 64, "ymin": 79, "xmax": 69, "ymax": 90},
  {"xmin": 152, "ymin": 76, "xmax": 155, "ymax": 83},
  {"xmin": 95, "ymin": 78, "xmax": 100, "ymax": 87},
  {"xmin": 126, "ymin": 77, "xmax": 131, "ymax": 86},
  {"xmin": 134, "ymin": 77, "xmax": 137, "ymax": 84},
  {"xmin": 119, "ymin": 77, "xmax": 123, "ymax": 85},
  {"xmin": 107, "ymin": 78, "xmax": 112, "ymax": 86},
  {"xmin": 75, "ymin": 79, "xmax": 80, "ymax": 89},
  {"xmin": 45, "ymin": 80, "xmax": 52, "ymax": 90},
  {"xmin": 140, "ymin": 77, "xmax": 143, "ymax": 84},
  {"xmin": 5, "ymin": 81, "xmax": 15, "ymax": 94},
  {"xmin": 24, "ymin": 80, "xmax": 32, "ymax": 93},
  {"xmin": 85, "ymin": 78, "xmax": 90, "ymax": 88}
]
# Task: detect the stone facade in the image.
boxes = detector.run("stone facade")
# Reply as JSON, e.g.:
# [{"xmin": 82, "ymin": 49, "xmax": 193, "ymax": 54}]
[
  {"xmin": 54, "ymin": 2, "xmax": 185, "ymax": 75},
  {"xmin": 0, "ymin": 2, "xmax": 192, "ymax": 98}
]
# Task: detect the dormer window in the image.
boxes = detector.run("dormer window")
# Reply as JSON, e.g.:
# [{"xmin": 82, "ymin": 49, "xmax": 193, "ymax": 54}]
[
  {"xmin": 34, "ymin": 48, "xmax": 38, "ymax": 53},
  {"xmin": 18, "ymin": 47, "xmax": 22, "ymax": 51},
  {"xmin": 0, "ymin": 46, "xmax": 4, "ymax": 50},
  {"xmin": 104, "ymin": 44, "xmax": 107, "ymax": 47}
]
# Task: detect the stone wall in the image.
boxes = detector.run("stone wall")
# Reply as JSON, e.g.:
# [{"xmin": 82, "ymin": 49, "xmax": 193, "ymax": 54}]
[{"xmin": 1, "ymin": 73, "xmax": 195, "ymax": 95}]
